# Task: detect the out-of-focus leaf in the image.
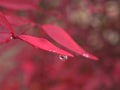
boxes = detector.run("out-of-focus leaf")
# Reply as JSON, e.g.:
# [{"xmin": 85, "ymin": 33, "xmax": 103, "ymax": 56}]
[
  {"xmin": 18, "ymin": 35, "xmax": 73, "ymax": 57},
  {"xmin": 0, "ymin": 0, "xmax": 40, "ymax": 10},
  {"xmin": 5, "ymin": 14, "xmax": 34, "ymax": 26},
  {"xmin": 0, "ymin": 33, "xmax": 10, "ymax": 43},
  {"xmin": 22, "ymin": 60, "xmax": 35, "ymax": 85},
  {"xmin": 41, "ymin": 24, "xmax": 98, "ymax": 60},
  {"xmin": 0, "ymin": 12, "xmax": 14, "ymax": 34}
]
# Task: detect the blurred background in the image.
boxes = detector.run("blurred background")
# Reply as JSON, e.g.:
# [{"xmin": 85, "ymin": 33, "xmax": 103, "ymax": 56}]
[{"xmin": 0, "ymin": 0, "xmax": 120, "ymax": 90}]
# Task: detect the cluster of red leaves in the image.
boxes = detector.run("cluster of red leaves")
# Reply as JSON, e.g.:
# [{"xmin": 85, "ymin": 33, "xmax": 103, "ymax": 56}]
[
  {"xmin": 0, "ymin": 0, "xmax": 100, "ymax": 89},
  {"xmin": 0, "ymin": 0, "xmax": 120, "ymax": 90},
  {"xmin": 0, "ymin": 5, "xmax": 98, "ymax": 60}
]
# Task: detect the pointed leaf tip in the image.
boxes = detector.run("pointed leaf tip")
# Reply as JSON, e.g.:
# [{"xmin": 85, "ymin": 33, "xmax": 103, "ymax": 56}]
[{"xmin": 82, "ymin": 52, "xmax": 98, "ymax": 60}]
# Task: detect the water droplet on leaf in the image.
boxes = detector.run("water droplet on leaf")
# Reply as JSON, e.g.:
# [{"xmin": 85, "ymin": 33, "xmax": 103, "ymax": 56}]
[
  {"xmin": 10, "ymin": 36, "xmax": 13, "ymax": 40},
  {"xmin": 52, "ymin": 50, "xmax": 56, "ymax": 52},
  {"xmin": 59, "ymin": 55, "xmax": 68, "ymax": 61},
  {"xmin": 83, "ymin": 53, "xmax": 89, "ymax": 58}
]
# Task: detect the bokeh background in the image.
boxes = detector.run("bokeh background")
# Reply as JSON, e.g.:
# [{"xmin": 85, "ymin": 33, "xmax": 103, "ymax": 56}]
[{"xmin": 0, "ymin": 0, "xmax": 120, "ymax": 90}]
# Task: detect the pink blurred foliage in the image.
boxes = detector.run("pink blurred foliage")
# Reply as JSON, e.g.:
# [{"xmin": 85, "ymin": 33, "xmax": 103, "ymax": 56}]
[{"xmin": 0, "ymin": 0, "xmax": 120, "ymax": 90}]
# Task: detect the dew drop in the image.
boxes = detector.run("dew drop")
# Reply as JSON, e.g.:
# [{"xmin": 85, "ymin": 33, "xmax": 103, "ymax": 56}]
[
  {"xmin": 10, "ymin": 36, "xmax": 13, "ymax": 40},
  {"xmin": 83, "ymin": 53, "xmax": 89, "ymax": 58},
  {"xmin": 48, "ymin": 50, "xmax": 54, "ymax": 52},
  {"xmin": 52, "ymin": 50, "xmax": 56, "ymax": 52},
  {"xmin": 59, "ymin": 55, "xmax": 68, "ymax": 61}
]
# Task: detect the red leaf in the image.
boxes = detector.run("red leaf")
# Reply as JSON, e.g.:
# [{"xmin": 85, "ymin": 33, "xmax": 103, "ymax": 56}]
[
  {"xmin": 18, "ymin": 35, "xmax": 73, "ymax": 57},
  {"xmin": 0, "ymin": 12, "xmax": 14, "ymax": 34},
  {"xmin": 0, "ymin": 32, "xmax": 10, "ymax": 43},
  {"xmin": 41, "ymin": 24, "xmax": 98, "ymax": 60},
  {"xmin": 5, "ymin": 14, "xmax": 34, "ymax": 26},
  {"xmin": 0, "ymin": 0, "xmax": 39, "ymax": 11}
]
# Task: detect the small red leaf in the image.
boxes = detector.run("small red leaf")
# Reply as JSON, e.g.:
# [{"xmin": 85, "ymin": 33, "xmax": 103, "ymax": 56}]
[
  {"xmin": 41, "ymin": 24, "xmax": 98, "ymax": 60},
  {"xmin": 0, "ymin": 12, "xmax": 14, "ymax": 34},
  {"xmin": 18, "ymin": 35, "xmax": 73, "ymax": 57}
]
